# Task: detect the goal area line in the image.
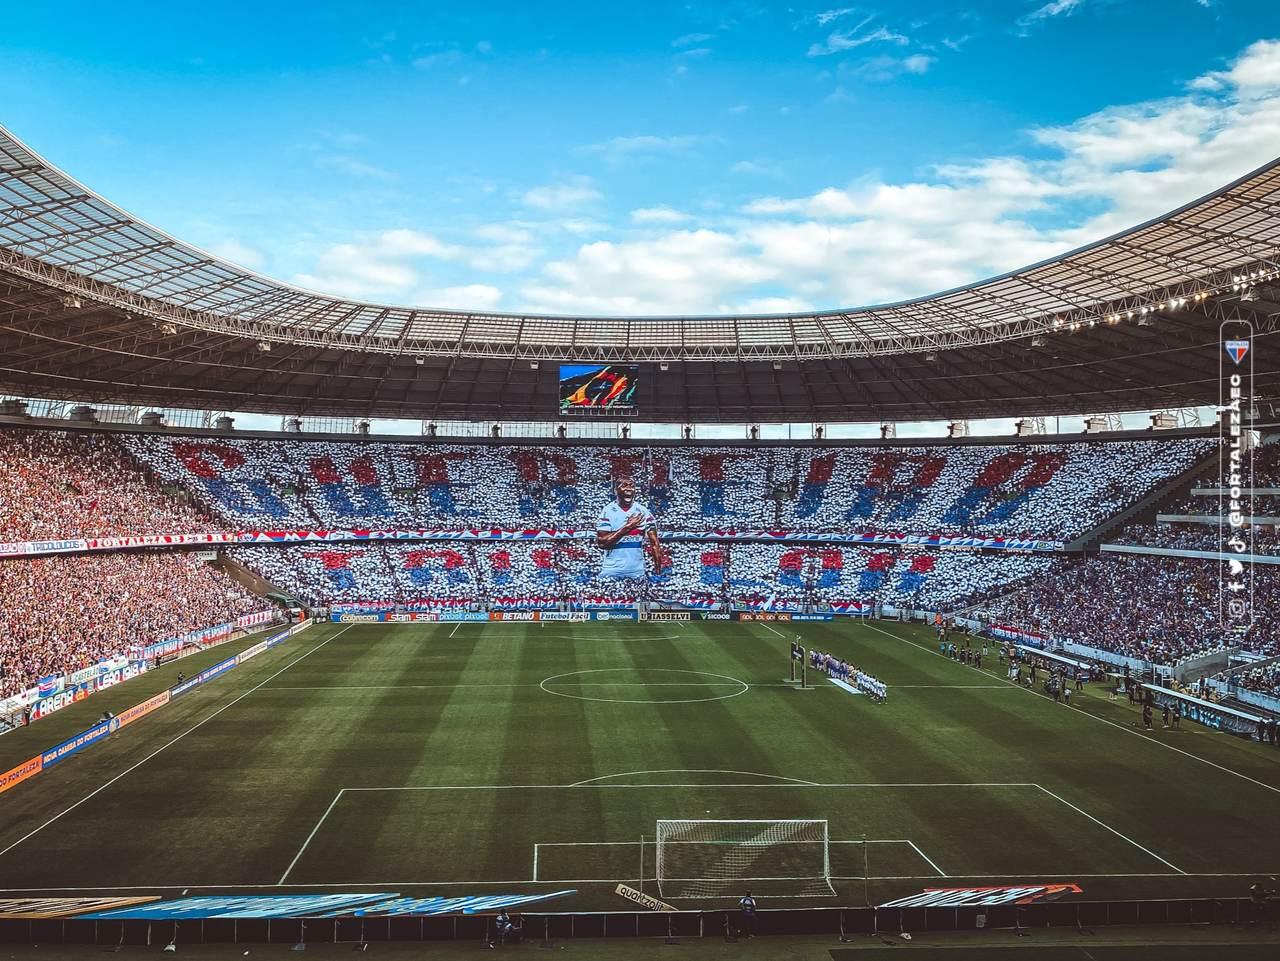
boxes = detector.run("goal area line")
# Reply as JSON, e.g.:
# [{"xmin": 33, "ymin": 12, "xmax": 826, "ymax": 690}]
[
  {"xmin": 532, "ymin": 837, "xmax": 948, "ymax": 888},
  {"xmin": 277, "ymin": 780, "xmax": 1182, "ymax": 888}
]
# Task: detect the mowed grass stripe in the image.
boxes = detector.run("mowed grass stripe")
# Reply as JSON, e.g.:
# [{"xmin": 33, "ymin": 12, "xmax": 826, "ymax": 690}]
[
  {"xmin": 0, "ymin": 620, "xmax": 1277, "ymax": 905},
  {"xmin": 861, "ymin": 620, "xmax": 1280, "ymax": 875}
]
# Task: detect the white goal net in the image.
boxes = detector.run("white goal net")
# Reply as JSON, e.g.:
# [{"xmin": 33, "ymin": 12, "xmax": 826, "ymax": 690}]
[{"xmin": 654, "ymin": 819, "xmax": 835, "ymax": 899}]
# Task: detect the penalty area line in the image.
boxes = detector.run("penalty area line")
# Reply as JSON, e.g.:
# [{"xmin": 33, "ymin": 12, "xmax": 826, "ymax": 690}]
[
  {"xmin": 0, "ymin": 626, "xmax": 354, "ymax": 863},
  {"xmin": 1033, "ymin": 783, "xmax": 1186, "ymax": 875},
  {"xmin": 906, "ymin": 840, "xmax": 947, "ymax": 877},
  {"xmin": 278, "ymin": 790, "xmax": 347, "ymax": 885}
]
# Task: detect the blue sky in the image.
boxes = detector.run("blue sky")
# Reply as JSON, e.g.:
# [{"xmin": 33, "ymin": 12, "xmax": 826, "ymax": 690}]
[
  {"xmin": 2, "ymin": 2, "xmax": 1278, "ymax": 434},
  {"xmin": 3, "ymin": 0, "xmax": 1279, "ymax": 321}
]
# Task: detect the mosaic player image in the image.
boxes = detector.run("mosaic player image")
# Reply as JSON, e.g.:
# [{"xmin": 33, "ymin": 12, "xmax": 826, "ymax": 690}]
[{"xmin": 596, "ymin": 477, "xmax": 664, "ymax": 584}]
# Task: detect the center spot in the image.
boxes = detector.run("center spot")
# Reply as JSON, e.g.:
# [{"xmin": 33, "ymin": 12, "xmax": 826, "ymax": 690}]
[{"xmin": 539, "ymin": 668, "xmax": 750, "ymax": 704}]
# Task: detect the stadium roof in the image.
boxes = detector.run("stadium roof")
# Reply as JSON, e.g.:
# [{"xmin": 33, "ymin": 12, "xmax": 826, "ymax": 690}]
[{"xmin": 0, "ymin": 124, "xmax": 1277, "ymax": 422}]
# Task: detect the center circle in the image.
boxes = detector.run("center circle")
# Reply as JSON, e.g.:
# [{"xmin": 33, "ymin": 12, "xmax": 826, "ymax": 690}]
[{"xmin": 539, "ymin": 668, "xmax": 750, "ymax": 704}]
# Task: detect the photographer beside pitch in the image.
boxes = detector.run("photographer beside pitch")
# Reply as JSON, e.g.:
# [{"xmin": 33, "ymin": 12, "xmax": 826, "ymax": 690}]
[{"xmin": 596, "ymin": 477, "xmax": 664, "ymax": 587}]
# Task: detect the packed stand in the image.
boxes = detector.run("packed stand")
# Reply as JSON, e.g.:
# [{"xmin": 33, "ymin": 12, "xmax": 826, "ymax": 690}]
[
  {"xmin": 1234, "ymin": 662, "xmax": 1280, "ymax": 698},
  {"xmin": 1109, "ymin": 521, "xmax": 1280, "ymax": 554},
  {"xmin": 229, "ymin": 541, "xmax": 1056, "ymax": 614},
  {"xmin": 986, "ymin": 554, "xmax": 1280, "ymax": 665},
  {"xmin": 1160, "ymin": 493, "xmax": 1280, "ymax": 516},
  {"xmin": 229, "ymin": 544, "xmax": 480, "ymax": 609},
  {"xmin": 0, "ymin": 428, "xmax": 216, "ymax": 542},
  {"xmin": 1195, "ymin": 442, "xmax": 1280, "ymax": 487},
  {"xmin": 0, "ymin": 552, "xmax": 265, "ymax": 697},
  {"xmin": 121, "ymin": 433, "xmax": 1214, "ymax": 542}
]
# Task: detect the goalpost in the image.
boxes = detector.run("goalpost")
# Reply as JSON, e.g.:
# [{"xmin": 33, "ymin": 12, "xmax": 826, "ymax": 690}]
[{"xmin": 654, "ymin": 819, "xmax": 835, "ymax": 899}]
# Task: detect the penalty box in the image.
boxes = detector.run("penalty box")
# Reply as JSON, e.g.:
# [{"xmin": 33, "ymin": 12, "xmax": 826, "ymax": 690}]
[{"xmin": 280, "ymin": 781, "xmax": 1179, "ymax": 887}]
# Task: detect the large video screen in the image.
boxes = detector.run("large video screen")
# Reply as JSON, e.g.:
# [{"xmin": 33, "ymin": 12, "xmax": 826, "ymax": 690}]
[{"xmin": 559, "ymin": 364, "xmax": 639, "ymax": 413}]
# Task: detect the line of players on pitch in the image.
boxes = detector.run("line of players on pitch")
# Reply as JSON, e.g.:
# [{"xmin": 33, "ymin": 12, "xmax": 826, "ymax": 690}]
[{"xmin": 808, "ymin": 648, "xmax": 888, "ymax": 702}]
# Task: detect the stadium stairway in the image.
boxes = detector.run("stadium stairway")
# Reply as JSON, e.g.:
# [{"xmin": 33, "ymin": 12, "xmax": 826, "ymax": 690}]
[
  {"xmin": 1066, "ymin": 444, "xmax": 1220, "ymax": 552},
  {"xmin": 216, "ymin": 552, "xmax": 299, "ymax": 608}
]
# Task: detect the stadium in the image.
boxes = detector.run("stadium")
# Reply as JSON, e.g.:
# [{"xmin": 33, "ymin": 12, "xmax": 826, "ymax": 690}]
[{"xmin": 0, "ymin": 17, "xmax": 1279, "ymax": 957}]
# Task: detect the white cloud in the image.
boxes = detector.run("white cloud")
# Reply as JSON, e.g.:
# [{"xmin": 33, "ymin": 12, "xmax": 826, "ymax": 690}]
[
  {"xmin": 815, "ymin": 8, "xmax": 858, "ymax": 27},
  {"xmin": 294, "ymin": 228, "xmax": 537, "ymax": 300},
  {"xmin": 726, "ymin": 296, "xmax": 815, "ymax": 313},
  {"xmin": 586, "ymin": 134, "xmax": 710, "ymax": 162},
  {"xmin": 520, "ymin": 177, "xmax": 602, "ymax": 211},
  {"xmin": 209, "ymin": 239, "xmax": 265, "ymax": 271},
  {"xmin": 520, "ymin": 230, "xmax": 776, "ymax": 314},
  {"xmin": 411, "ymin": 49, "xmax": 463, "ymax": 69},
  {"xmin": 413, "ymin": 284, "xmax": 503, "ymax": 311},
  {"xmin": 1209, "ymin": 38, "xmax": 1280, "ymax": 93},
  {"xmin": 558, "ymin": 218, "xmax": 611, "ymax": 234},
  {"xmin": 844, "ymin": 53, "xmax": 935, "ymax": 81},
  {"xmin": 672, "ymin": 32, "xmax": 715, "ymax": 47},
  {"xmin": 808, "ymin": 24, "xmax": 908, "ymax": 57},
  {"xmin": 630, "ymin": 207, "xmax": 693, "ymax": 224},
  {"xmin": 474, "ymin": 223, "xmax": 535, "ymax": 245},
  {"xmin": 1019, "ymin": 0, "xmax": 1084, "ymax": 27},
  {"xmin": 730, "ymin": 159, "xmax": 783, "ymax": 177},
  {"xmin": 316, "ymin": 154, "xmax": 397, "ymax": 181},
  {"xmin": 513, "ymin": 37, "xmax": 1280, "ymax": 315}
]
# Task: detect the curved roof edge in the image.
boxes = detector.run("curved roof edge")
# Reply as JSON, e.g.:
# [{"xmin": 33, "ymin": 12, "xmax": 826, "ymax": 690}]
[{"xmin": 1, "ymin": 124, "xmax": 1278, "ymax": 359}]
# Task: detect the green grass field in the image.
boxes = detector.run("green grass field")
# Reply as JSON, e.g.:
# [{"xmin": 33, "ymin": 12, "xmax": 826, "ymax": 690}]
[{"xmin": 0, "ymin": 618, "xmax": 1278, "ymax": 913}]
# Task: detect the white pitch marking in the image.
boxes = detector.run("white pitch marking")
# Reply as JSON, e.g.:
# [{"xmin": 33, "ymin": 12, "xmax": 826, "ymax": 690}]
[
  {"xmin": 538, "ymin": 634, "xmax": 686, "ymax": 641},
  {"xmin": 448, "ymin": 621, "xmax": 463, "ymax": 638},
  {"xmin": 0, "ymin": 626, "xmax": 353, "ymax": 861},
  {"xmin": 1032, "ymin": 784, "xmax": 1186, "ymax": 875},
  {"xmin": 19, "ymin": 872, "xmax": 1280, "ymax": 893},
  {"xmin": 342, "ymin": 781, "xmax": 1037, "ymax": 791},
  {"xmin": 539, "ymin": 668, "xmax": 750, "ymax": 705},
  {"xmin": 906, "ymin": 839, "xmax": 947, "ymax": 877},
  {"xmin": 569, "ymin": 769, "xmax": 820, "ymax": 787},
  {"xmin": 754, "ymin": 623, "xmax": 788, "ymax": 639},
  {"xmin": 278, "ymin": 789, "xmax": 346, "ymax": 885},
  {"xmin": 862, "ymin": 621, "xmax": 1280, "ymax": 798}
]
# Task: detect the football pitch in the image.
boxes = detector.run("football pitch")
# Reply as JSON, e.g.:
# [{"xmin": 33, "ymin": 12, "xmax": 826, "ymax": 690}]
[{"xmin": 0, "ymin": 618, "xmax": 1278, "ymax": 911}]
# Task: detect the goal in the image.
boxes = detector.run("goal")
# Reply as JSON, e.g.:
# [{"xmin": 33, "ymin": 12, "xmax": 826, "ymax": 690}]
[{"xmin": 654, "ymin": 819, "xmax": 835, "ymax": 899}]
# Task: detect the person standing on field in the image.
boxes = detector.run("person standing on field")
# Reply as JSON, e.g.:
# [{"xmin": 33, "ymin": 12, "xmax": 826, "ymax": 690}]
[{"xmin": 738, "ymin": 891, "xmax": 757, "ymax": 938}]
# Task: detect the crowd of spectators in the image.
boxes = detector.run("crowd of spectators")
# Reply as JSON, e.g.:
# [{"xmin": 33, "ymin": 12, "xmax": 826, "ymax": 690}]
[
  {"xmin": 0, "ymin": 552, "xmax": 265, "ymax": 697},
  {"xmin": 227, "ymin": 541, "xmax": 1051, "ymax": 613},
  {"xmin": 1161, "ymin": 493, "xmax": 1280, "ymax": 516},
  {"xmin": 1234, "ymin": 662, "xmax": 1280, "ymax": 697},
  {"xmin": 1200, "ymin": 443, "xmax": 1280, "ymax": 488},
  {"xmin": 986, "ymin": 554, "xmax": 1280, "ymax": 666},
  {"xmin": 0, "ymin": 428, "xmax": 216, "ymax": 542},
  {"xmin": 1109, "ymin": 522, "xmax": 1280, "ymax": 554},
  {"xmin": 120, "ymin": 433, "xmax": 1214, "ymax": 541}
]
